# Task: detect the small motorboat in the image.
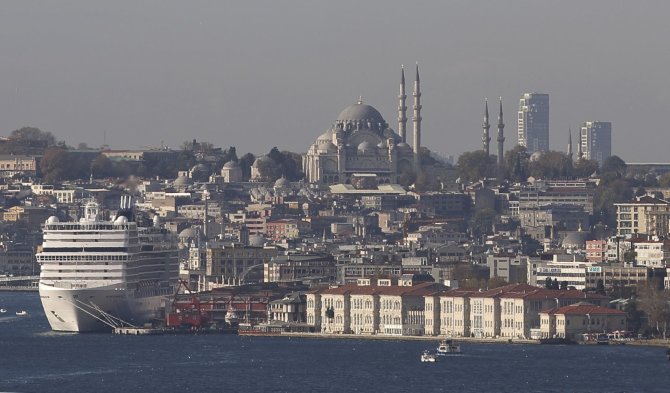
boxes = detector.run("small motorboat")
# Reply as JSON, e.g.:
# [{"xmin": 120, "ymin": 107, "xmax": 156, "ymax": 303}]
[
  {"xmin": 436, "ymin": 339, "xmax": 462, "ymax": 355},
  {"xmin": 15, "ymin": 310, "xmax": 28, "ymax": 316},
  {"xmin": 421, "ymin": 350, "xmax": 437, "ymax": 363},
  {"xmin": 0, "ymin": 308, "xmax": 7, "ymax": 314},
  {"xmin": 596, "ymin": 334, "xmax": 609, "ymax": 345}
]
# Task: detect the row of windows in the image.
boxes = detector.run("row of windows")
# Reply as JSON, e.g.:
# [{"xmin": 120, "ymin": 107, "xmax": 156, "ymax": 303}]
[{"xmin": 38, "ymin": 255, "xmax": 128, "ymax": 261}]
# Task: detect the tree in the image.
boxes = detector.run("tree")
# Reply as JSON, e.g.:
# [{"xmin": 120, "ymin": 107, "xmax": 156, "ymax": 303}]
[
  {"xmin": 397, "ymin": 169, "xmax": 416, "ymax": 188},
  {"xmin": 0, "ymin": 127, "xmax": 57, "ymax": 155},
  {"xmin": 486, "ymin": 277, "xmax": 508, "ymax": 289},
  {"xmin": 40, "ymin": 147, "xmax": 69, "ymax": 183},
  {"xmin": 643, "ymin": 173, "xmax": 659, "ymax": 187},
  {"xmin": 10, "ymin": 127, "xmax": 56, "ymax": 146},
  {"xmin": 239, "ymin": 153, "xmax": 255, "ymax": 180},
  {"xmin": 625, "ymin": 299, "xmax": 645, "ymax": 334},
  {"xmin": 552, "ymin": 278, "xmax": 559, "ymax": 290},
  {"xmin": 504, "ymin": 145, "xmax": 529, "ymax": 182},
  {"xmin": 573, "ymin": 159, "xmax": 599, "ymax": 179},
  {"xmin": 256, "ymin": 156, "xmax": 283, "ymax": 182},
  {"xmin": 545, "ymin": 277, "xmax": 553, "ymax": 289},
  {"xmin": 471, "ymin": 208, "xmax": 496, "ymax": 237},
  {"xmin": 596, "ymin": 279, "xmax": 605, "ymax": 295},
  {"xmin": 457, "ymin": 150, "xmax": 495, "ymax": 182},
  {"xmin": 636, "ymin": 284, "xmax": 670, "ymax": 338},
  {"xmin": 659, "ymin": 172, "xmax": 670, "ymax": 188},
  {"xmin": 261, "ymin": 147, "xmax": 304, "ymax": 181},
  {"xmin": 414, "ymin": 171, "xmax": 441, "ymax": 192},
  {"xmin": 594, "ymin": 178, "xmax": 634, "ymax": 227},
  {"xmin": 528, "ymin": 151, "xmax": 573, "ymax": 179},
  {"xmin": 560, "ymin": 281, "xmax": 568, "ymax": 291},
  {"xmin": 601, "ymin": 155, "xmax": 627, "ymax": 176}
]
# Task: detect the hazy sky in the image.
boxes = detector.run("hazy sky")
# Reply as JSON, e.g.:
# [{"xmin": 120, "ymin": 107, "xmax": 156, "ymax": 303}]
[{"xmin": 1, "ymin": 1, "xmax": 669, "ymax": 162}]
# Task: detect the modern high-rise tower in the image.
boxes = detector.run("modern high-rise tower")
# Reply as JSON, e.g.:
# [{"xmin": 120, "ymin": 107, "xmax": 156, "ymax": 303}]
[
  {"xmin": 517, "ymin": 93, "xmax": 549, "ymax": 153},
  {"xmin": 580, "ymin": 121, "xmax": 612, "ymax": 166}
]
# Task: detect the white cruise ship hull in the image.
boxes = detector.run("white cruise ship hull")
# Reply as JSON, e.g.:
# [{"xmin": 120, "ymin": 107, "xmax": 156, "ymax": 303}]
[{"xmin": 39, "ymin": 283, "xmax": 168, "ymax": 332}]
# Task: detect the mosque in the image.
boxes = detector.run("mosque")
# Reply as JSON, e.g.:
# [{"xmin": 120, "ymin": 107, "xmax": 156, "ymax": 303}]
[{"xmin": 303, "ymin": 65, "xmax": 424, "ymax": 185}]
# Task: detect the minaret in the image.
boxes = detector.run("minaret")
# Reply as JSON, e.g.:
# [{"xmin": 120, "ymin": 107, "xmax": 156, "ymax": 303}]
[
  {"xmin": 567, "ymin": 128, "xmax": 573, "ymax": 160},
  {"xmin": 412, "ymin": 63, "xmax": 422, "ymax": 170},
  {"xmin": 496, "ymin": 97, "xmax": 505, "ymax": 180},
  {"xmin": 482, "ymin": 99, "xmax": 491, "ymax": 156},
  {"xmin": 398, "ymin": 65, "xmax": 407, "ymax": 143},
  {"xmin": 203, "ymin": 190, "xmax": 209, "ymax": 240}
]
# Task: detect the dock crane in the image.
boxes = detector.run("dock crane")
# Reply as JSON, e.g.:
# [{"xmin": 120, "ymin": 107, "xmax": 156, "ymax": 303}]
[{"xmin": 165, "ymin": 279, "xmax": 210, "ymax": 329}]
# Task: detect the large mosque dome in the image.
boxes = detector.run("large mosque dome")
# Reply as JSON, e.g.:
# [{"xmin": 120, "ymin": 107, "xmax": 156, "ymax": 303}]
[
  {"xmin": 336, "ymin": 103, "xmax": 385, "ymax": 124},
  {"xmin": 303, "ymin": 66, "xmax": 423, "ymax": 185}
]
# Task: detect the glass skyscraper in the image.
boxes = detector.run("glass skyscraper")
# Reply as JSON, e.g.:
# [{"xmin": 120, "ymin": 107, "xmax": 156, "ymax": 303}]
[
  {"xmin": 580, "ymin": 121, "xmax": 612, "ymax": 166},
  {"xmin": 517, "ymin": 93, "xmax": 549, "ymax": 153}
]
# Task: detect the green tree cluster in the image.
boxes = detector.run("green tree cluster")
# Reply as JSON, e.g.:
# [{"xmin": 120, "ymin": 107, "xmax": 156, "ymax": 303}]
[
  {"xmin": 256, "ymin": 147, "xmax": 304, "ymax": 182},
  {"xmin": 40, "ymin": 148, "xmax": 97, "ymax": 183},
  {"xmin": 457, "ymin": 150, "xmax": 496, "ymax": 182},
  {"xmin": 636, "ymin": 284, "xmax": 670, "ymax": 338},
  {"xmin": 0, "ymin": 127, "xmax": 57, "ymax": 155}
]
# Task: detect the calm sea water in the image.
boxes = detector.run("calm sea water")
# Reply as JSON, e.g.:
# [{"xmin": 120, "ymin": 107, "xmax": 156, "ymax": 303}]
[{"xmin": 1, "ymin": 292, "xmax": 669, "ymax": 393}]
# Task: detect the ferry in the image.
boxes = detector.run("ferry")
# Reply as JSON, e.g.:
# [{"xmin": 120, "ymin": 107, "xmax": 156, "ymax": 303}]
[{"xmin": 436, "ymin": 338, "xmax": 462, "ymax": 355}]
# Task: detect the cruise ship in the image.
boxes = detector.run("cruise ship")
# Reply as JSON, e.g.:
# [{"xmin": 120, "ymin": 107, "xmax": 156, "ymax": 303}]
[{"xmin": 37, "ymin": 198, "xmax": 179, "ymax": 332}]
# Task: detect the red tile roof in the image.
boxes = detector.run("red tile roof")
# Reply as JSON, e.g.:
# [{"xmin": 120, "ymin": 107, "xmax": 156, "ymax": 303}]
[
  {"xmin": 319, "ymin": 281, "xmax": 441, "ymax": 297},
  {"xmin": 540, "ymin": 302, "xmax": 625, "ymax": 316}
]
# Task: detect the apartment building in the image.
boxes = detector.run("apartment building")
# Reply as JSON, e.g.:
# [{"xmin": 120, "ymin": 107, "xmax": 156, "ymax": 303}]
[{"xmin": 614, "ymin": 195, "xmax": 670, "ymax": 237}]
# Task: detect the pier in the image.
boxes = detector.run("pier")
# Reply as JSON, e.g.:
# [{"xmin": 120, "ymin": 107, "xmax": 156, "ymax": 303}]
[{"xmin": 113, "ymin": 327, "xmax": 165, "ymax": 335}]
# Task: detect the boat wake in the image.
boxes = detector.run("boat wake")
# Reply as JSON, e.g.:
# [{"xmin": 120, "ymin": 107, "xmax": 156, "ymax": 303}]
[{"xmin": 2, "ymin": 368, "xmax": 119, "ymax": 385}]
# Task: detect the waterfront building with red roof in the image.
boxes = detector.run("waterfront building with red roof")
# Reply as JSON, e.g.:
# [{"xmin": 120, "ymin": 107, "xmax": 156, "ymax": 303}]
[{"xmin": 539, "ymin": 302, "xmax": 626, "ymax": 340}]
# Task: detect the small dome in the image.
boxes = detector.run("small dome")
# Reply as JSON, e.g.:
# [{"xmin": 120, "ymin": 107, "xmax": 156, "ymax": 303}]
[
  {"xmin": 114, "ymin": 216, "xmax": 128, "ymax": 225},
  {"xmin": 173, "ymin": 175, "xmax": 193, "ymax": 187},
  {"xmin": 191, "ymin": 163, "xmax": 208, "ymax": 172},
  {"xmin": 337, "ymin": 103, "xmax": 385, "ymax": 125},
  {"xmin": 562, "ymin": 231, "xmax": 593, "ymax": 249},
  {"xmin": 357, "ymin": 141, "xmax": 375, "ymax": 154},
  {"xmin": 223, "ymin": 160, "xmax": 240, "ymax": 169},
  {"xmin": 396, "ymin": 142, "xmax": 412, "ymax": 151},
  {"xmin": 46, "ymin": 216, "xmax": 59, "ymax": 224},
  {"xmin": 274, "ymin": 177, "xmax": 289, "ymax": 188},
  {"xmin": 248, "ymin": 234, "xmax": 266, "ymax": 247},
  {"xmin": 252, "ymin": 156, "xmax": 271, "ymax": 168},
  {"xmin": 317, "ymin": 129, "xmax": 333, "ymax": 143},
  {"xmin": 530, "ymin": 151, "xmax": 544, "ymax": 162},
  {"xmin": 179, "ymin": 227, "xmax": 202, "ymax": 240},
  {"xmin": 321, "ymin": 142, "xmax": 337, "ymax": 152}
]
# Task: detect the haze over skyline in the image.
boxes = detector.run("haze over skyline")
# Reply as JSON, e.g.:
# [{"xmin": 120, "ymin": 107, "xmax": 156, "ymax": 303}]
[{"xmin": 1, "ymin": 1, "xmax": 668, "ymax": 162}]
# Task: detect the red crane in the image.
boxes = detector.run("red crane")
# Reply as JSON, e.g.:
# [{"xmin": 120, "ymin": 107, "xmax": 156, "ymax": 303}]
[{"xmin": 165, "ymin": 279, "xmax": 210, "ymax": 329}]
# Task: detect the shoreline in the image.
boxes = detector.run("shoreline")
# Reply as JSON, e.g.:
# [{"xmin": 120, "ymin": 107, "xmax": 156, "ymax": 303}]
[
  {"xmin": 259, "ymin": 332, "xmax": 670, "ymax": 348},
  {"xmin": 276, "ymin": 332, "xmax": 539, "ymax": 345}
]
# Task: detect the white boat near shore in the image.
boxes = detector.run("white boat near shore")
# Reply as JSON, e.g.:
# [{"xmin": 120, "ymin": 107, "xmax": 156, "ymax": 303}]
[
  {"xmin": 15, "ymin": 310, "xmax": 28, "ymax": 316},
  {"xmin": 421, "ymin": 350, "xmax": 437, "ymax": 363},
  {"xmin": 436, "ymin": 339, "xmax": 462, "ymax": 355}
]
